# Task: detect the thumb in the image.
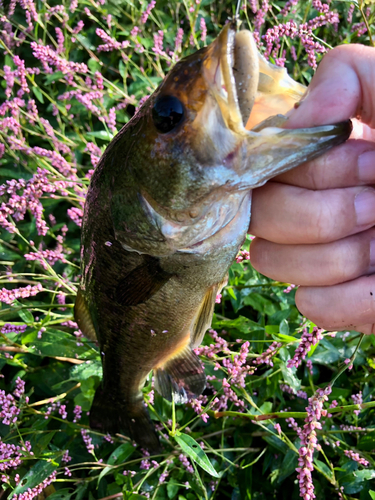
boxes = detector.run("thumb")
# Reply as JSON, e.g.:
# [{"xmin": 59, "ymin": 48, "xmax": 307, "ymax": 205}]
[{"xmin": 286, "ymin": 44, "xmax": 375, "ymax": 129}]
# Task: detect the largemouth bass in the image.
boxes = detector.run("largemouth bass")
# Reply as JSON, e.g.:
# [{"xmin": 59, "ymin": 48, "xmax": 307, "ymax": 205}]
[{"xmin": 75, "ymin": 22, "xmax": 351, "ymax": 451}]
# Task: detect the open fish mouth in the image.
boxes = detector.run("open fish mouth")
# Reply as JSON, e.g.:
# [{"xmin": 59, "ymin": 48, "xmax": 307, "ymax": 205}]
[
  {"xmin": 202, "ymin": 22, "xmax": 352, "ymax": 188},
  {"xmin": 203, "ymin": 21, "xmax": 306, "ymax": 134}
]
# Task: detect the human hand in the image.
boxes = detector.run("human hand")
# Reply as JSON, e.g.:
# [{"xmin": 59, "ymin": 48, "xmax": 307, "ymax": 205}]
[{"xmin": 249, "ymin": 44, "xmax": 375, "ymax": 335}]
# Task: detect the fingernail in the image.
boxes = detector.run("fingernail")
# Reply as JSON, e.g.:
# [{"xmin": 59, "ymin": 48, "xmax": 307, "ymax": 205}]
[
  {"xmin": 370, "ymin": 239, "xmax": 375, "ymax": 270},
  {"xmin": 358, "ymin": 151, "xmax": 375, "ymax": 182},
  {"xmin": 355, "ymin": 190, "xmax": 375, "ymax": 226}
]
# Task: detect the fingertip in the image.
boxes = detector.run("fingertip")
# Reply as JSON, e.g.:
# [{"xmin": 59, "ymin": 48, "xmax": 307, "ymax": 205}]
[{"xmin": 286, "ymin": 46, "xmax": 361, "ymax": 128}]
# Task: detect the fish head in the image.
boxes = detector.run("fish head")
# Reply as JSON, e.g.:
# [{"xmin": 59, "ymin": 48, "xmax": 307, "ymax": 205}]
[
  {"xmin": 125, "ymin": 22, "xmax": 350, "ymax": 209},
  {"xmin": 109, "ymin": 23, "xmax": 351, "ymax": 253}
]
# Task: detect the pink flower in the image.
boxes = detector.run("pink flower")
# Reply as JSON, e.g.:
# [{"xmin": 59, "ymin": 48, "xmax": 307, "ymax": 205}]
[
  {"xmin": 96, "ymin": 28, "xmax": 130, "ymax": 52},
  {"xmin": 344, "ymin": 449, "xmax": 369, "ymax": 467},
  {"xmin": 200, "ymin": 17, "xmax": 207, "ymax": 42},
  {"xmin": 141, "ymin": 1, "xmax": 156, "ymax": 24},
  {"xmin": 287, "ymin": 327, "xmax": 323, "ymax": 369},
  {"xmin": 254, "ymin": 341, "xmax": 282, "ymax": 367},
  {"xmin": 296, "ymin": 386, "xmax": 332, "ymax": 500}
]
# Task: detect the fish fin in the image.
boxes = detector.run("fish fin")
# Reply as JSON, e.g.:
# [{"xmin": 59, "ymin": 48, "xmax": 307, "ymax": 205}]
[
  {"xmin": 154, "ymin": 347, "xmax": 206, "ymax": 404},
  {"xmin": 116, "ymin": 256, "xmax": 172, "ymax": 306},
  {"xmin": 74, "ymin": 289, "xmax": 98, "ymax": 341},
  {"xmin": 90, "ymin": 386, "xmax": 161, "ymax": 452},
  {"xmin": 191, "ymin": 275, "xmax": 228, "ymax": 348}
]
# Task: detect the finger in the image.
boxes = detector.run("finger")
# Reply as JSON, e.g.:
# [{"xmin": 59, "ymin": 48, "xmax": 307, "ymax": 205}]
[
  {"xmin": 273, "ymin": 139, "xmax": 375, "ymax": 190},
  {"xmin": 250, "ymin": 227, "xmax": 375, "ymax": 286},
  {"xmin": 350, "ymin": 119, "xmax": 375, "ymax": 142},
  {"xmin": 295, "ymin": 275, "xmax": 375, "ymax": 331},
  {"xmin": 286, "ymin": 44, "xmax": 375, "ymax": 128},
  {"xmin": 249, "ymin": 183, "xmax": 375, "ymax": 244},
  {"xmin": 349, "ymin": 324, "xmax": 375, "ymax": 335}
]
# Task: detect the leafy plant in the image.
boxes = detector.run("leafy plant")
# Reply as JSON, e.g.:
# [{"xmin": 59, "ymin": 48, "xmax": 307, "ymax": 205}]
[{"xmin": 0, "ymin": 1, "xmax": 374, "ymax": 499}]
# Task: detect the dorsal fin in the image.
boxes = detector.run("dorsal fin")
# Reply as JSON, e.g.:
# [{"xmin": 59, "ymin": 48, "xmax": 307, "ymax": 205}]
[{"xmin": 74, "ymin": 289, "xmax": 98, "ymax": 341}]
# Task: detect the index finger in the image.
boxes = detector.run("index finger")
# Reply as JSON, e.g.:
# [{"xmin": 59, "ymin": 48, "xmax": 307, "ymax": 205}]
[{"xmin": 286, "ymin": 44, "xmax": 375, "ymax": 128}]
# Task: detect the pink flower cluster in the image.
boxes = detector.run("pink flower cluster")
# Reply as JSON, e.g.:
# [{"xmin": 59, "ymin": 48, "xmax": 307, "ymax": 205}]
[
  {"xmin": 179, "ymin": 453, "xmax": 194, "ymax": 473},
  {"xmin": 140, "ymin": 1, "xmax": 156, "ymax": 24},
  {"xmin": 261, "ymin": 5, "xmax": 339, "ymax": 68},
  {"xmin": 297, "ymin": 385, "xmax": 331, "ymax": 500},
  {"xmin": 0, "ymin": 283, "xmax": 43, "ymax": 305},
  {"xmin": 30, "ymin": 41, "xmax": 88, "ymax": 77},
  {"xmin": 236, "ymin": 249, "xmax": 250, "ymax": 263},
  {"xmin": 253, "ymin": 341, "xmax": 282, "ymax": 367},
  {"xmin": 24, "ymin": 232, "xmax": 70, "ymax": 270},
  {"xmin": 0, "ymin": 169, "xmax": 59, "ymax": 236},
  {"xmin": 81, "ymin": 429, "xmax": 94, "ymax": 455},
  {"xmin": 96, "ymin": 28, "xmax": 130, "ymax": 52},
  {"xmin": 351, "ymin": 391, "xmax": 363, "ymax": 416},
  {"xmin": 62, "ymin": 450, "xmax": 72, "ymax": 463},
  {"xmin": 287, "ymin": 327, "xmax": 323, "ymax": 369},
  {"xmin": 343, "ymin": 449, "xmax": 369, "ymax": 467},
  {"xmin": 73, "ymin": 405, "xmax": 82, "ymax": 423},
  {"xmin": 13, "ymin": 378, "xmax": 25, "ymax": 399},
  {"xmin": 0, "ymin": 390, "xmax": 21, "ymax": 425},
  {"xmin": 0, "ymin": 437, "xmax": 32, "ymax": 482},
  {"xmin": 280, "ymin": 383, "xmax": 308, "ymax": 400},
  {"xmin": 1, "ymin": 324, "xmax": 27, "ymax": 334},
  {"xmin": 222, "ymin": 341, "xmax": 253, "ymax": 388}
]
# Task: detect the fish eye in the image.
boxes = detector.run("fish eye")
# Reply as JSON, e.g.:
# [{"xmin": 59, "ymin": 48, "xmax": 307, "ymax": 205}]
[{"xmin": 152, "ymin": 95, "xmax": 184, "ymax": 133}]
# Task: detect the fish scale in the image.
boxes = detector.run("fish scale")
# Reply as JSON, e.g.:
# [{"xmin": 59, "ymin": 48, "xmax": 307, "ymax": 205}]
[{"xmin": 75, "ymin": 22, "xmax": 352, "ymax": 451}]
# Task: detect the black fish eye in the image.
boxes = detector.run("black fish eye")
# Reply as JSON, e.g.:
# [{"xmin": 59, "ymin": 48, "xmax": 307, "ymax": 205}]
[{"xmin": 152, "ymin": 95, "xmax": 184, "ymax": 133}]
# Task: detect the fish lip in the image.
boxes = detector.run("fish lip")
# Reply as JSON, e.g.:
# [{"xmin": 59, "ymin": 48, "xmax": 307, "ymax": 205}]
[{"xmin": 204, "ymin": 23, "xmax": 259, "ymax": 135}]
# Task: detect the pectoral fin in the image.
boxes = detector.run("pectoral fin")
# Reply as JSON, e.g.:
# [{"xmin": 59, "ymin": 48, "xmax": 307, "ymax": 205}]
[
  {"xmin": 74, "ymin": 289, "xmax": 97, "ymax": 341},
  {"xmin": 190, "ymin": 275, "xmax": 228, "ymax": 348},
  {"xmin": 116, "ymin": 256, "xmax": 172, "ymax": 306},
  {"xmin": 154, "ymin": 347, "xmax": 206, "ymax": 404}
]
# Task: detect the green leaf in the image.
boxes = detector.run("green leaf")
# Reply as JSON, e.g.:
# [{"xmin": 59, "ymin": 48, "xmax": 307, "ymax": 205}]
[
  {"xmin": 70, "ymin": 359, "xmax": 102, "ymax": 381},
  {"xmin": 314, "ymin": 458, "xmax": 334, "ymax": 481},
  {"xmin": 278, "ymin": 449, "xmax": 298, "ymax": 483},
  {"xmin": 11, "ymin": 300, "xmax": 34, "ymax": 324},
  {"xmin": 10, "ymin": 459, "xmax": 59, "ymax": 497},
  {"xmin": 174, "ymin": 432, "xmax": 219, "ymax": 477},
  {"xmin": 276, "ymin": 333, "xmax": 298, "ymax": 343},
  {"xmin": 243, "ymin": 293, "xmax": 276, "ymax": 316},
  {"xmin": 279, "ymin": 319, "xmax": 289, "ymax": 336},
  {"xmin": 98, "ymin": 442, "xmax": 135, "ymax": 485},
  {"xmin": 47, "ymin": 489, "xmax": 75, "ymax": 500},
  {"xmin": 119, "ymin": 60, "xmax": 127, "ymax": 78},
  {"xmin": 259, "ymin": 402, "xmax": 272, "ymax": 414},
  {"xmin": 88, "ymin": 58, "xmax": 101, "ymax": 73},
  {"xmin": 307, "ymin": 339, "xmax": 319, "ymax": 358},
  {"xmin": 76, "ymin": 34, "xmax": 96, "ymax": 50},
  {"xmin": 32, "ymin": 86, "xmax": 44, "ymax": 103},
  {"xmin": 18, "ymin": 308, "xmax": 34, "ymax": 325},
  {"xmin": 108, "ymin": 442, "xmax": 135, "ymax": 465},
  {"xmin": 354, "ymin": 469, "xmax": 375, "ymax": 481},
  {"xmin": 369, "ymin": 491, "xmax": 375, "ymax": 500},
  {"xmin": 262, "ymin": 435, "xmax": 288, "ymax": 455},
  {"xmin": 167, "ymin": 477, "xmax": 180, "ymax": 499},
  {"xmin": 86, "ymin": 130, "xmax": 114, "ymax": 140},
  {"xmin": 44, "ymin": 71, "xmax": 65, "ymax": 84},
  {"xmin": 280, "ymin": 362, "xmax": 300, "ymax": 392},
  {"xmin": 23, "ymin": 328, "xmax": 98, "ymax": 360}
]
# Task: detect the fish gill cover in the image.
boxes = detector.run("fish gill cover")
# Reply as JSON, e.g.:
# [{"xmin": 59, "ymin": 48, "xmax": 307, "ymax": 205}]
[{"xmin": 0, "ymin": 1, "xmax": 374, "ymax": 500}]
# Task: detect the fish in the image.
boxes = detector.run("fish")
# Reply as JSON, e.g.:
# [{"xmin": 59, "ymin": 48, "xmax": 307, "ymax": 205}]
[{"xmin": 74, "ymin": 21, "xmax": 352, "ymax": 452}]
